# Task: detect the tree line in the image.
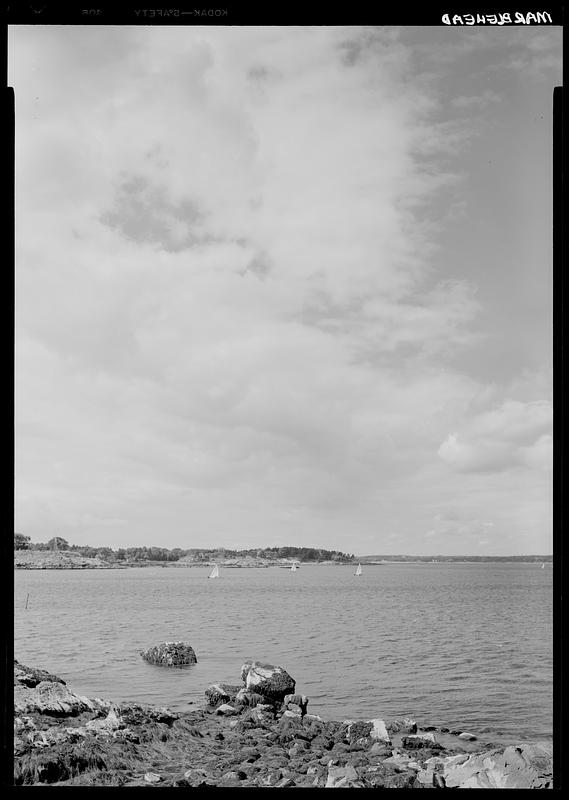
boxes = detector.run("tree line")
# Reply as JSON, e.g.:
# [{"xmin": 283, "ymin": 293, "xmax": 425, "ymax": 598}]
[{"xmin": 13, "ymin": 534, "xmax": 354, "ymax": 563}]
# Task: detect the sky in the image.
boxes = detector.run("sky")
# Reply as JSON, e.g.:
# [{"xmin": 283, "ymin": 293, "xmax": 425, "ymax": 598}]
[{"xmin": 9, "ymin": 25, "xmax": 560, "ymax": 555}]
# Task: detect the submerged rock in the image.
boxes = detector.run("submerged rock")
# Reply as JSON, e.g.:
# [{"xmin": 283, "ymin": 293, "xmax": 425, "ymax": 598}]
[{"xmin": 140, "ymin": 642, "xmax": 197, "ymax": 667}]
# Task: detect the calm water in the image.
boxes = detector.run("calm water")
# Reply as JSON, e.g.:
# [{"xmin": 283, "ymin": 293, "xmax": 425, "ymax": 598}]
[{"xmin": 14, "ymin": 563, "xmax": 552, "ymax": 745}]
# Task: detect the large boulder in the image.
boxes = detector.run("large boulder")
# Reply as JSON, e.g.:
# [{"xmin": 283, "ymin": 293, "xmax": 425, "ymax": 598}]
[
  {"xmin": 240, "ymin": 661, "xmax": 295, "ymax": 702},
  {"xmin": 14, "ymin": 681, "xmax": 99, "ymax": 716},
  {"xmin": 140, "ymin": 642, "xmax": 197, "ymax": 667}
]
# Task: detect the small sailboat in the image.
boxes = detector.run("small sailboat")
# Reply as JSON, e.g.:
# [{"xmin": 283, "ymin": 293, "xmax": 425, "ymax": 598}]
[
  {"xmin": 291, "ymin": 562, "xmax": 298, "ymax": 572},
  {"xmin": 354, "ymin": 563, "xmax": 362, "ymax": 576},
  {"xmin": 541, "ymin": 563, "xmax": 545, "ymax": 569},
  {"xmin": 208, "ymin": 564, "xmax": 220, "ymax": 579}
]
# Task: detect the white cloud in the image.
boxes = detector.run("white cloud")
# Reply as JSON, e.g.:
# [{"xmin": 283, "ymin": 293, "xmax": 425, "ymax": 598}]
[{"xmin": 437, "ymin": 400, "xmax": 552, "ymax": 473}]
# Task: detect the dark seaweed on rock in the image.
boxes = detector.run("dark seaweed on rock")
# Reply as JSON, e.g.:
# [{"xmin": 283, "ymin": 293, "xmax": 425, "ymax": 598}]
[{"xmin": 139, "ymin": 641, "xmax": 197, "ymax": 667}]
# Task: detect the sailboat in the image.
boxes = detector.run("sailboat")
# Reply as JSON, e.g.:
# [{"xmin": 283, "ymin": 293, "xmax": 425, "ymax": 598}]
[
  {"xmin": 291, "ymin": 562, "xmax": 298, "ymax": 572},
  {"xmin": 541, "ymin": 563, "xmax": 545, "ymax": 569},
  {"xmin": 354, "ymin": 563, "xmax": 362, "ymax": 576},
  {"xmin": 208, "ymin": 564, "xmax": 220, "ymax": 579}
]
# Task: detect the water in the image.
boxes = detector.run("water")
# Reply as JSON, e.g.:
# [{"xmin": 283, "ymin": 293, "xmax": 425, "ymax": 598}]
[{"xmin": 14, "ymin": 563, "xmax": 552, "ymax": 745}]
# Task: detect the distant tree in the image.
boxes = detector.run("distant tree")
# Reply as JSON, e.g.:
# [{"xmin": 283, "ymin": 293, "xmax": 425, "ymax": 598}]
[
  {"xmin": 47, "ymin": 536, "xmax": 69, "ymax": 551},
  {"xmin": 95, "ymin": 547, "xmax": 114, "ymax": 562},
  {"xmin": 14, "ymin": 533, "xmax": 31, "ymax": 550}
]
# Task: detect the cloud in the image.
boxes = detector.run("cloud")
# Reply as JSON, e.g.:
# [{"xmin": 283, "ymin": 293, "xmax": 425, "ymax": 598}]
[
  {"xmin": 437, "ymin": 400, "xmax": 552, "ymax": 473},
  {"xmin": 451, "ymin": 90, "xmax": 501, "ymax": 110}
]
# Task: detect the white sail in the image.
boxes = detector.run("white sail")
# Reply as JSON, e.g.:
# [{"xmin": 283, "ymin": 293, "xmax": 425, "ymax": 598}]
[
  {"xmin": 208, "ymin": 564, "xmax": 220, "ymax": 579},
  {"xmin": 291, "ymin": 562, "xmax": 298, "ymax": 571},
  {"xmin": 355, "ymin": 563, "xmax": 362, "ymax": 576},
  {"xmin": 541, "ymin": 563, "xmax": 545, "ymax": 569}
]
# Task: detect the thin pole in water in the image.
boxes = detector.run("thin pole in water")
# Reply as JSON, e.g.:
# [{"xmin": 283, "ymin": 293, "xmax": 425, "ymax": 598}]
[{"xmin": 25, "ymin": 593, "xmax": 29, "ymax": 610}]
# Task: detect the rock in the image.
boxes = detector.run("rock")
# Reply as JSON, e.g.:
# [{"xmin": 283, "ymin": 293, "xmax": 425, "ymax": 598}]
[
  {"xmin": 283, "ymin": 693, "xmax": 309, "ymax": 716},
  {"xmin": 235, "ymin": 688, "xmax": 266, "ymax": 708},
  {"xmin": 240, "ymin": 661, "xmax": 295, "ymax": 702},
  {"xmin": 118, "ymin": 703, "xmax": 178, "ymax": 726},
  {"xmin": 326, "ymin": 764, "xmax": 364, "ymax": 788},
  {"xmin": 15, "ymin": 681, "xmax": 97, "ymax": 716},
  {"xmin": 275, "ymin": 714, "xmax": 306, "ymax": 743},
  {"xmin": 368, "ymin": 718, "xmax": 391, "ymax": 743},
  {"xmin": 221, "ymin": 769, "xmax": 247, "ymax": 782},
  {"xmin": 416, "ymin": 768, "xmax": 436, "ymax": 786},
  {"xmin": 458, "ymin": 731, "xmax": 477, "ymax": 741},
  {"xmin": 241, "ymin": 746, "xmax": 262, "ymax": 762},
  {"xmin": 252, "ymin": 704, "xmax": 277, "ymax": 724},
  {"xmin": 261, "ymin": 769, "xmax": 283, "ymax": 786},
  {"xmin": 338, "ymin": 717, "xmax": 390, "ymax": 746},
  {"xmin": 401, "ymin": 732, "xmax": 441, "ymax": 750},
  {"xmin": 282, "ymin": 708, "xmax": 302, "ymax": 719},
  {"xmin": 383, "ymin": 753, "xmax": 421, "ymax": 771},
  {"xmin": 215, "ymin": 703, "xmax": 237, "ymax": 716},
  {"xmin": 144, "ymin": 772, "xmax": 162, "ymax": 783},
  {"xmin": 383, "ymin": 771, "xmax": 419, "ymax": 789},
  {"xmin": 276, "ymin": 776, "xmax": 296, "ymax": 787},
  {"xmin": 184, "ymin": 768, "xmax": 209, "ymax": 785},
  {"xmin": 442, "ymin": 742, "xmax": 553, "ymax": 789},
  {"xmin": 387, "ymin": 718, "xmax": 417, "ymax": 735},
  {"xmin": 140, "ymin": 641, "xmax": 197, "ymax": 667},
  {"xmin": 84, "ymin": 708, "xmax": 125, "ymax": 733},
  {"xmin": 204, "ymin": 683, "xmax": 241, "ymax": 706},
  {"xmin": 341, "ymin": 720, "xmax": 373, "ymax": 743},
  {"xmin": 415, "ymin": 756, "xmax": 447, "ymax": 786},
  {"xmin": 14, "ymin": 661, "xmax": 66, "ymax": 688},
  {"xmin": 369, "ymin": 741, "xmax": 391, "ymax": 757}
]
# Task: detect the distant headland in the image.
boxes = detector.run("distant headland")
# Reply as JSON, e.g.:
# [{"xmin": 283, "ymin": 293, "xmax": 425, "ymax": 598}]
[{"xmin": 14, "ymin": 534, "xmax": 552, "ymax": 570}]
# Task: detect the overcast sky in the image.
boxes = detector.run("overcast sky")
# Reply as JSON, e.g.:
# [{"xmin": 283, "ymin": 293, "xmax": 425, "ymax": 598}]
[{"xmin": 10, "ymin": 25, "xmax": 560, "ymax": 555}]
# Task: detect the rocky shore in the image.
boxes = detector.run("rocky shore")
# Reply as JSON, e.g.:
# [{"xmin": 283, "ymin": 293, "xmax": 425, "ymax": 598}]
[
  {"xmin": 14, "ymin": 550, "xmax": 125, "ymax": 569},
  {"xmin": 13, "ymin": 659, "xmax": 553, "ymax": 788}
]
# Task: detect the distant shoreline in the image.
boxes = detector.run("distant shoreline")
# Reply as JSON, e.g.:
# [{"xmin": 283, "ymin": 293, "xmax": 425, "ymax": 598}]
[{"xmin": 14, "ymin": 550, "xmax": 553, "ymax": 571}]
